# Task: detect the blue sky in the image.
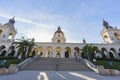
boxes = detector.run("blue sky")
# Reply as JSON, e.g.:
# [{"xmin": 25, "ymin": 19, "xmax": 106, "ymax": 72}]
[{"xmin": 0, "ymin": 0, "xmax": 120, "ymax": 43}]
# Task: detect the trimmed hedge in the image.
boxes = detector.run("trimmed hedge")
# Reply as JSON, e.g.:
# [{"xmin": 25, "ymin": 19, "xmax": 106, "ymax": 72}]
[
  {"xmin": 0, "ymin": 59, "xmax": 19, "ymax": 68},
  {"xmin": 96, "ymin": 58, "xmax": 120, "ymax": 61},
  {"xmin": 0, "ymin": 56, "xmax": 18, "ymax": 60},
  {"xmin": 96, "ymin": 59, "xmax": 120, "ymax": 70}
]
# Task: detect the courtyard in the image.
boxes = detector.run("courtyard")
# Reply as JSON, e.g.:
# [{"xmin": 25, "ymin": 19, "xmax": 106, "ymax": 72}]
[{"xmin": 0, "ymin": 71, "xmax": 120, "ymax": 80}]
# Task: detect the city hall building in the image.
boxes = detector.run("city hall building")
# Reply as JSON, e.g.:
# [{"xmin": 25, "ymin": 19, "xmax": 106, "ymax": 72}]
[{"xmin": 0, "ymin": 17, "xmax": 120, "ymax": 59}]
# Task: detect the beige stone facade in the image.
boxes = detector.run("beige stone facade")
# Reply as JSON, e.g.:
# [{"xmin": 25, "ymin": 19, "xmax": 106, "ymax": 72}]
[{"xmin": 0, "ymin": 18, "xmax": 120, "ymax": 59}]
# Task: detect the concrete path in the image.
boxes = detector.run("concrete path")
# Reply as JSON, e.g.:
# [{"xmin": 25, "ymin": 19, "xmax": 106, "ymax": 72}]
[{"xmin": 0, "ymin": 71, "xmax": 120, "ymax": 80}]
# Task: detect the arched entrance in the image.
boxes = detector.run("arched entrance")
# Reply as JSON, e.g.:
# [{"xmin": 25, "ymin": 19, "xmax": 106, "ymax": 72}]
[
  {"xmin": 64, "ymin": 47, "xmax": 71, "ymax": 58},
  {"xmin": 37, "ymin": 46, "xmax": 43, "ymax": 56},
  {"xmin": 0, "ymin": 45, "xmax": 6, "ymax": 56},
  {"xmin": 46, "ymin": 46, "xmax": 52, "ymax": 57},
  {"xmin": 74, "ymin": 47, "xmax": 80, "ymax": 56},
  {"xmin": 101, "ymin": 48, "xmax": 108, "ymax": 58},
  {"xmin": 56, "ymin": 47, "xmax": 62, "ymax": 58},
  {"xmin": 109, "ymin": 48, "xmax": 117, "ymax": 59},
  {"xmin": 8, "ymin": 46, "xmax": 15, "ymax": 57}
]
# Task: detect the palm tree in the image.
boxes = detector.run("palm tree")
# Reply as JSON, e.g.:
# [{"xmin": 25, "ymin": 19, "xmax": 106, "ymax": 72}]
[
  {"xmin": 13, "ymin": 37, "xmax": 36, "ymax": 59},
  {"xmin": 26, "ymin": 38, "xmax": 37, "ymax": 57},
  {"xmin": 81, "ymin": 44, "xmax": 101, "ymax": 61}
]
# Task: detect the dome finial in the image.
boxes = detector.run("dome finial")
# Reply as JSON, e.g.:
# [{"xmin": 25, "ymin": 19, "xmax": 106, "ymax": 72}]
[
  {"xmin": 4, "ymin": 16, "xmax": 15, "ymax": 28},
  {"xmin": 103, "ymin": 19, "xmax": 109, "ymax": 29},
  {"xmin": 9, "ymin": 16, "xmax": 15, "ymax": 24},
  {"xmin": 57, "ymin": 26, "xmax": 61, "ymax": 31},
  {"xmin": 12, "ymin": 16, "xmax": 15, "ymax": 20}
]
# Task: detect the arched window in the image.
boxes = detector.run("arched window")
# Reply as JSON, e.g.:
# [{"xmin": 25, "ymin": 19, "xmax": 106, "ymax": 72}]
[
  {"xmin": 103, "ymin": 35, "xmax": 108, "ymax": 43},
  {"xmin": 8, "ymin": 33, "xmax": 13, "ymax": 39},
  {"xmin": 57, "ymin": 40, "xmax": 61, "ymax": 43},
  {"xmin": 114, "ymin": 32, "xmax": 120, "ymax": 39},
  {"xmin": 58, "ymin": 35, "xmax": 60, "ymax": 37}
]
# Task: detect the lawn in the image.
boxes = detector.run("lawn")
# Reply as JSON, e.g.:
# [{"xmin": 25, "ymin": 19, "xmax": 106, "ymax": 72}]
[{"xmin": 96, "ymin": 60, "xmax": 120, "ymax": 70}]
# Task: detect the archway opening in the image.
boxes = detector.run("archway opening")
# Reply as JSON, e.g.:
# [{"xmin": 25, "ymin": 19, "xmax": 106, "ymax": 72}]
[
  {"xmin": 74, "ymin": 47, "xmax": 80, "ymax": 56},
  {"xmin": 103, "ymin": 35, "xmax": 108, "ymax": 43},
  {"xmin": 109, "ymin": 51, "xmax": 114, "ymax": 59},
  {"xmin": 37, "ymin": 46, "xmax": 43, "ymax": 56},
  {"xmin": 0, "ymin": 45, "xmax": 6, "ymax": 56},
  {"xmin": 46, "ymin": 46, "xmax": 52, "ymax": 57},
  {"xmin": 114, "ymin": 32, "xmax": 120, "ymax": 39},
  {"xmin": 56, "ymin": 47, "xmax": 62, "ymax": 58},
  {"xmin": 8, "ymin": 33, "xmax": 13, "ymax": 39},
  {"xmin": 8, "ymin": 46, "xmax": 15, "ymax": 57},
  {"xmin": 0, "ymin": 45, "xmax": 6, "ymax": 50},
  {"xmin": 64, "ymin": 47, "xmax": 71, "ymax": 58},
  {"xmin": 109, "ymin": 48, "xmax": 117, "ymax": 59},
  {"xmin": 101, "ymin": 48, "xmax": 108, "ymax": 58}
]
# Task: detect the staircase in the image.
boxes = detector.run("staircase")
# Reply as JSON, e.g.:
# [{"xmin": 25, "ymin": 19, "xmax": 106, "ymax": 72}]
[{"xmin": 23, "ymin": 58, "xmax": 91, "ymax": 71}]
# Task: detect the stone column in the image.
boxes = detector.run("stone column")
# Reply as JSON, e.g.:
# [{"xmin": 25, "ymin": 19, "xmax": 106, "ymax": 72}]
[
  {"xmin": 61, "ymin": 48, "xmax": 64, "ymax": 58},
  {"xmin": 71, "ymin": 50, "xmax": 75, "ymax": 58},
  {"xmin": 62, "ymin": 49, "xmax": 66, "ymax": 58},
  {"xmin": 71, "ymin": 47, "xmax": 75, "ymax": 58},
  {"xmin": 107, "ymin": 51, "xmax": 110, "ymax": 58},
  {"xmin": 115, "ymin": 50, "xmax": 120, "ymax": 59},
  {"xmin": 52, "ymin": 47, "xmax": 56, "ymax": 57},
  {"xmin": 42, "ymin": 47, "xmax": 46, "ymax": 57}
]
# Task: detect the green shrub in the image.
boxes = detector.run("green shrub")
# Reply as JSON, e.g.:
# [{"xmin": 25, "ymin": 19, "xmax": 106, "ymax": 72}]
[
  {"xmin": 96, "ymin": 60, "xmax": 120, "ymax": 70},
  {"xmin": 0, "ymin": 59, "xmax": 19, "ymax": 68},
  {"xmin": 0, "ymin": 56, "xmax": 18, "ymax": 60}
]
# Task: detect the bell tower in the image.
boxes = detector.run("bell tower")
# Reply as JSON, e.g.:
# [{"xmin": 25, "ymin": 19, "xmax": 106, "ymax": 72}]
[
  {"xmin": 52, "ymin": 26, "xmax": 66, "ymax": 43},
  {"xmin": 100, "ymin": 20, "xmax": 120, "ymax": 44},
  {"xmin": 0, "ymin": 17, "xmax": 17, "ymax": 47}
]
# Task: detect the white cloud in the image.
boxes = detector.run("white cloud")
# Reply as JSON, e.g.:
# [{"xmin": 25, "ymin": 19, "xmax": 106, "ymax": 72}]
[
  {"xmin": 0, "ymin": 11, "xmax": 76, "ymax": 42},
  {"xmin": 25, "ymin": 29, "xmax": 53, "ymax": 42},
  {"xmin": 0, "ymin": 13, "xmax": 56, "ymax": 29}
]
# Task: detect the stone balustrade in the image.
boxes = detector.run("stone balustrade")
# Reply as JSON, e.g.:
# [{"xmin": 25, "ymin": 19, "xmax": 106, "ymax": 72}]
[
  {"xmin": 75, "ymin": 55, "xmax": 120, "ymax": 76},
  {"xmin": 17, "ymin": 55, "xmax": 41, "ymax": 70}
]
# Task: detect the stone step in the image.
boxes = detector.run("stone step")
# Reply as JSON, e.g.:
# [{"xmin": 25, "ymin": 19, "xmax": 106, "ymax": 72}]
[
  {"xmin": 24, "ymin": 57, "xmax": 91, "ymax": 71},
  {"xmin": 36, "ymin": 58, "xmax": 77, "ymax": 62}
]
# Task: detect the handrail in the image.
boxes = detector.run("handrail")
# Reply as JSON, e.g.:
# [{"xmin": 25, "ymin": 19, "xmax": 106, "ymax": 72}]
[
  {"xmin": 75, "ymin": 55, "xmax": 120, "ymax": 75},
  {"xmin": 74, "ymin": 54, "xmax": 98, "ymax": 73},
  {"xmin": 83, "ymin": 59, "xmax": 99, "ymax": 73},
  {"xmin": 17, "ymin": 58, "xmax": 32, "ymax": 70},
  {"xmin": 17, "ymin": 55, "xmax": 41, "ymax": 70}
]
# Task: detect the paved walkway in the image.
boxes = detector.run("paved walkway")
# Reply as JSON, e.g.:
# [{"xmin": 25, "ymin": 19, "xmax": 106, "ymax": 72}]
[{"xmin": 0, "ymin": 71, "xmax": 120, "ymax": 80}]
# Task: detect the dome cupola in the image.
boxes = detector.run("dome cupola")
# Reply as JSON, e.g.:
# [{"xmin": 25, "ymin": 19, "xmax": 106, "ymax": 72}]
[{"xmin": 52, "ymin": 26, "xmax": 66, "ymax": 43}]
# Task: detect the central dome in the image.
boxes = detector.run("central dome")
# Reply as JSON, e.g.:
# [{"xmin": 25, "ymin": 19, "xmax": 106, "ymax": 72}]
[{"xmin": 52, "ymin": 26, "xmax": 66, "ymax": 43}]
